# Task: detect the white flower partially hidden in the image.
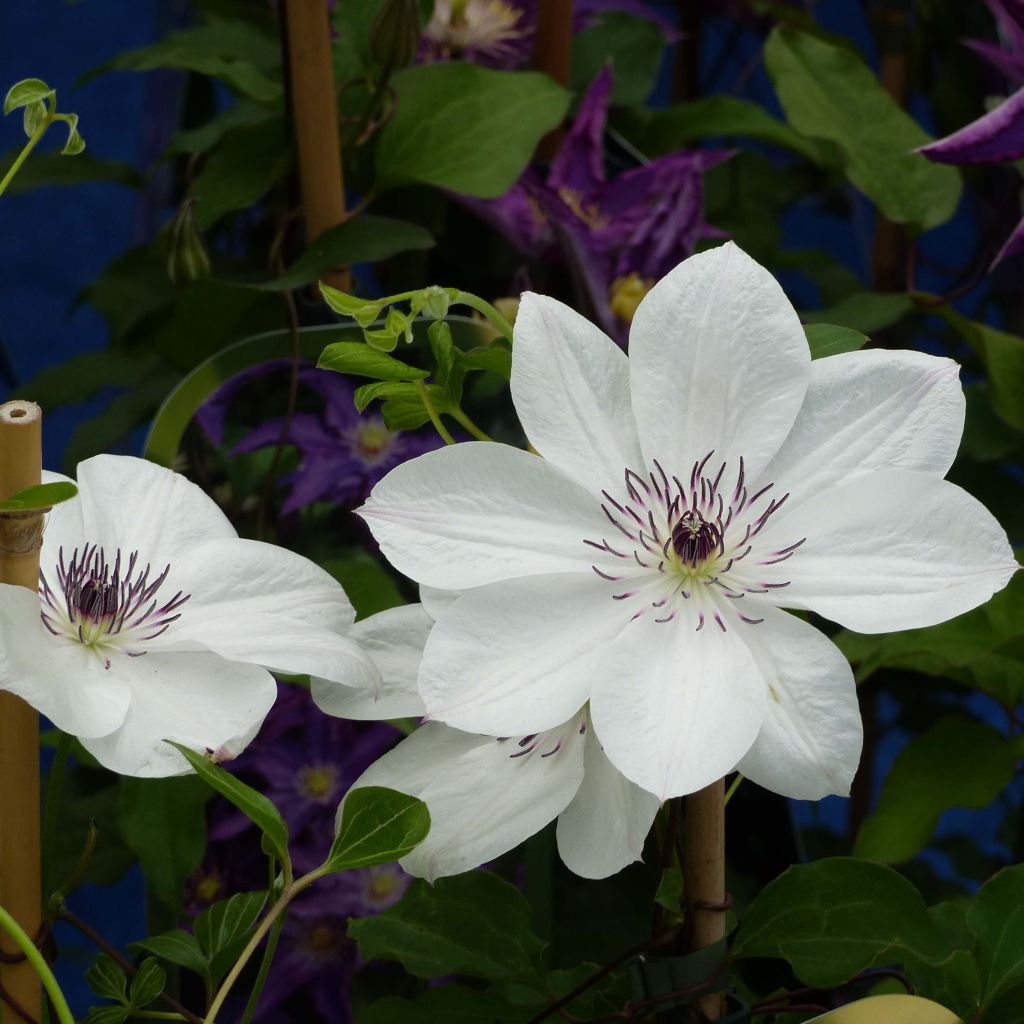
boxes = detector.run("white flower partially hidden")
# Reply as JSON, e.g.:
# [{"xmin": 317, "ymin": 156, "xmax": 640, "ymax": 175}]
[
  {"xmin": 360, "ymin": 242, "xmax": 1019, "ymax": 802},
  {"xmin": 312, "ymin": 594, "xmax": 659, "ymax": 881},
  {"xmin": 0, "ymin": 455, "xmax": 380, "ymax": 777}
]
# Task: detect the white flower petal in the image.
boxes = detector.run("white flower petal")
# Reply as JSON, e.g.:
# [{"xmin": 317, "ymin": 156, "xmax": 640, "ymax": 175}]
[
  {"xmin": 0, "ymin": 584, "xmax": 131, "ymax": 738},
  {"xmin": 419, "ymin": 585, "xmax": 457, "ymax": 619},
  {"xmin": 421, "ymin": 574, "xmax": 626, "ymax": 736},
  {"xmin": 360, "ymin": 442, "xmax": 604, "ymax": 588},
  {"xmin": 735, "ymin": 604, "xmax": 861, "ymax": 800},
  {"xmin": 80, "ymin": 649, "xmax": 277, "ymax": 777},
  {"xmin": 350, "ymin": 720, "xmax": 585, "ymax": 881},
  {"xmin": 759, "ymin": 349, "xmax": 965, "ymax": 510},
  {"xmin": 628, "ymin": 242, "xmax": 810, "ymax": 481},
  {"xmin": 556, "ymin": 728, "xmax": 661, "ymax": 879},
  {"xmin": 759, "ymin": 470, "xmax": 1018, "ymax": 632},
  {"xmin": 75, "ymin": 455, "xmax": 236, "ymax": 564},
  {"xmin": 40, "ymin": 469, "xmax": 86, "ymax": 556},
  {"xmin": 312, "ymin": 604, "xmax": 430, "ymax": 720},
  {"xmin": 172, "ymin": 538, "xmax": 356, "ymax": 634},
  {"xmin": 590, "ymin": 614, "xmax": 767, "ymax": 800},
  {"xmin": 511, "ymin": 292, "xmax": 642, "ymax": 491}
]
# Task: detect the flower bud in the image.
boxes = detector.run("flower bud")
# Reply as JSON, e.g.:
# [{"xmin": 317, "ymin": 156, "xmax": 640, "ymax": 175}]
[
  {"xmin": 166, "ymin": 199, "xmax": 211, "ymax": 287},
  {"xmin": 369, "ymin": 0, "xmax": 421, "ymax": 74}
]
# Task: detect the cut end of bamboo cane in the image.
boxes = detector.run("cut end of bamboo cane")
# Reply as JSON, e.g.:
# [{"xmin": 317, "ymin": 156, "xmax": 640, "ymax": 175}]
[{"xmin": 0, "ymin": 400, "xmax": 41, "ymax": 426}]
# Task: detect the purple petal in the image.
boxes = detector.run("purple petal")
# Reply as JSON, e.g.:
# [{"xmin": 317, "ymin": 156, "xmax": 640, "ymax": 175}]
[
  {"xmin": 456, "ymin": 172, "xmax": 554, "ymax": 255},
  {"xmin": 231, "ymin": 413, "xmax": 338, "ymax": 457},
  {"xmin": 965, "ymin": 38, "xmax": 1024, "ymax": 86},
  {"xmin": 548, "ymin": 66, "xmax": 613, "ymax": 198},
  {"xmin": 919, "ymin": 86, "xmax": 1024, "ymax": 163},
  {"xmin": 988, "ymin": 0, "xmax": 1024, "ymax": 37},
  {"xmin": 991, "ymin": 212, "xmax": 1024, "ymax": 266}
]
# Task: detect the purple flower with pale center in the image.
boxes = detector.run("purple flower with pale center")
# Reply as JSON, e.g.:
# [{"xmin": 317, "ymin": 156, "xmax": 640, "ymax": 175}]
[
  {"xmin": 462, "ymin": 68, "xmax": 729, "ymax": 341},
  {"xmin": 919, "ymin": 0, "xmax": 1024, "ymax": 265},
  {"xmin": 199, "ymin": 362, "xmax": 441, "ymax": 515}
]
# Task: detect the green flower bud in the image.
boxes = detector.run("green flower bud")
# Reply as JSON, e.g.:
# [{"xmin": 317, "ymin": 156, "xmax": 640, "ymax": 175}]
[
  {"xmin": 166, "ymin": 200, "xmax": 211, "ymax": 287},
  {"xmin": 369, "ymin": 0, "xmax": 421, "ymax": 74}
]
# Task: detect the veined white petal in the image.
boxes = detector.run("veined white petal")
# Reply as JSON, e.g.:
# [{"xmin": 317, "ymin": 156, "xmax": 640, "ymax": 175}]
[
  {"xmin": 40, "ymin": 469, "xmax": 86, "ymax": 557},
  {"xmin": 172, "ymin": 538, "xmax": 356, "ymax": 634},
  {"xmin": 420, "ymin": 574, "xmax": 627, "ymax": 736},
  {"xmin": 759, "ymin": 349, "xmax": 965, "ymax": 510},
  {"xmin": 556, "ymin": 728, "xmax": 661, "ymax": 879},
  {"xmin": 759, "ymin": 470, "xmax": 1018, "ymax": 632},
  {"xmin": 512, "ymin": 292, "xmax": 642, "ymax": 491},
  {"xmin": 312, "ymin": 604, "xmax": 430, "ymax": 720},
  {"xmin": 80, "ymin": 649, "xmax": 277, "ymax": 777},
  {"xmin": 590, "ymin": 613, "xmax": 767, "ymax": 800},
  {"xmin": 736, "ymin": 604, "xmax": 861, "ymax": 800},
  {"xmin": 349, "ymin": 720, "xmax": 585, "ymax": 882},
  {"xmin": 359, "ymin": 443, "xmax": 604, "ymax": 588},
  {"xmin": 419, "ymin": 585, "xmax": 458, "ymax": 619},
  {"xmin": 75, "ymin": 455, "xmax": 236, "ymax": 565},
  {"xmin": 629, "ymin": 242, "xmax": 809, "ymax": 482},
  {"xmin": 0, "ymin": 584, "xmax": 131, "ymax": 738}
]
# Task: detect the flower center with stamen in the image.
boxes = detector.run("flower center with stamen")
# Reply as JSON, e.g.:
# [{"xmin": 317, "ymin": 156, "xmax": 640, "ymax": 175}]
[
  {"xmin": 296, "ymin": 763, "xmax": 339, "ymax": 802},
  {"xmin": 585, "ymin": 453, "xmax": 806, "ymax": 633},
  {"xmin": 39, "ymin": 544, "xmax": 190, "ymax": 667}
]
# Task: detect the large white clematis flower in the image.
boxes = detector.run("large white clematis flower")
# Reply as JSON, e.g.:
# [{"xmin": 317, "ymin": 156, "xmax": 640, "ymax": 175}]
[
  {"xmin": 312, "ymin": 592, "xmax": 660, "ymax": 881},
  {"xmin": 359, "ymin": 242, "xmax": 1018, "ymax": 802},
  {"xmin": 0, "ymin": 455, "xmax": 380, "ymax": 777}
]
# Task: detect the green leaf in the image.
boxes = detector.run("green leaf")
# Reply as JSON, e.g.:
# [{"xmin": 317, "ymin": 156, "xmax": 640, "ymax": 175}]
[
  {"xmin": 931, "ymin": 305, "xmax": 1024, "ymax": 432},
  {"xmin": 4, "ymin": 78, "xmax": 50, "ymax": 115},
  {"xmin": 614, "ymin": 95, "xmax": 830, "ymax": 163},
  {"xmin": 428, "ymin": 320, "xmax": 456, "ymax": 390},
  {"xmin": 195, "ymin": 890, "xmax": 267, "ymax": 985},
  {"xmin": 803, "ymin": 323, "xmax": 869, "ymax": 359},
  {"xmin": 803, "ymin": 292, "xmax": 913, "ymax": 335},
  {"xmin": 457, "ymin": 344, "xmax": 513, "ymax": 379},
  {"xmin": 95, "ymin": 19, "xmax": 283, "ymax": 102},
  {"xmin": 130, "ymin": 930, "xmax": 209, "ymax": 983},
  {"xmin": 376, "ymin": 64, "xmax": 570, "ymax": 197},
  {"xmin": 84, "ymin": 1008, "xmax": 129, "ymax": 1024},
  {"xmin": 319, "ymin": 283, "xmax": 384, "ymax": 322},
  {"xmin": 60, "ymin": 115, "xmax": 85, "ymax": 155},
  {"xmin": 166, "ymin": 742, "xmax": 290, "ymax": 868},
  {"xmin": 189, "ymin": 117, "xmax": 291, "ymax": 229},
  {"xmin": 360, "ymin": 985, "xmax": 528, "ymax": 1023},
  {"xmin": 118, "ymin": 776, "xmax": 210, "ymax": 913},
  {"xmin": 85, "ymin": 955, "xmax": 128, "ymax": 1003},
  {"xmin": 0, "ymin": 149, "xmax": 142, "ymax": 195},
  {"xmin": 764, "ymin": 27, "xmax": 961, "ymax": 231},
  {"xmin": 348, "ymin": 870, "xmax": 547, "ymax": 981},
  {"xmin": 353, "ymin": 380, "xmax": 415, "ymax": 412},
  {"xmin": 968, "ymin": 865, "xmax": 1024, "ymax": 1005},
  {"xmin": 854, "ymin": 717, "xmax": 1024, "ymax": 864},
  {"xmin": 166, "ymin": 100, "xmax": 275, "ymax": 156},
  {"xmin": 0, "ymin": 482, "xmax": 77, "ymax": 512},
  {"xmin": 380, "ymin": 384, "xmax": 449, "ymax": 431},
  {"xmin": 732, "ymin": 857, "xmax": 947, "ymax": 987},
  {"xmin": 571, "ymin": 13, "xmax": 665, "ymax": 106},
  {"xmin": 245, "ymin": 217, "xmax": 435, "ymax": 291},
  {"xmin": 22, "ymin": 100, "xmax": 46, "ymax": 137},
  {"xmin": 128, "ymin": 959, "xmax": 165, "ymax": 1009},
  {"xmin": 326, "ymin": 786, "xmax": 430, "ymax": 872},
  {"xmin": 317, "ymin": 340, "xmax": 428, "ymax": 381},
  {"xmin": 17, "ymin": 351, "xmax": 159, "ymax": 409},
  {"xmin": 320, "ymin": 552, "xmax": 405, "ymax": 618}
]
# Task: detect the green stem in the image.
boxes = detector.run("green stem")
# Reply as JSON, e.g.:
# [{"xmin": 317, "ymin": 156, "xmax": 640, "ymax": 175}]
[
  {"xmin": 238, "ymin": 909, "xmax": 286, "ymax": 1024},
  {"xmin": 0, "ymin": 904, "xmax": 75, "ymax": 1024},
  {"xmin": 448, "ymin": 407, "xmax": 495, "ymax": 443},
  {"xmin": 723, "ymin": 774, "xmax": 744, "ymax": 808},
  {"xmin": 0, "ymin": 120, "xmax": 50, "ymax": 198},
  {"xmin": 42, "ymin": 730, "xmax": 73, "ymax": 890},
  {"xmin": 415, "ymin": 380, "xmax": 456, "ymax": 445},
  {"xmin": 454, "ymin": 291, "xmax": 515, "ymax": 340}
]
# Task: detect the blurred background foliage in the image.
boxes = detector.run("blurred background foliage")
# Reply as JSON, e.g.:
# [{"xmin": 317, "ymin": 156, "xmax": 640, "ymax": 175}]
[{"xmin": 2, "ymin": 0, "xmax": 1024, "ymax": 1021}]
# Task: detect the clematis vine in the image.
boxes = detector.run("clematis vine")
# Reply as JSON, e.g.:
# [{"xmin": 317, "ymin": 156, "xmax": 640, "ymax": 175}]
[
  {"xmin": 0, "ymin": 455, "xmax": 381, "ymax": 776},
  {"xmin": 462, "ymin": 68, "xmax": 728, "ymax": 340},
  {"xmin": 359, "ymin": 243, "xmax": 1018, "ymax": 802},
  {"xmin": 919, "ymin": 0, "xmax": 1024, "ymax": 265},
  {"xmin": 320, "ymin": 593, "xmax": 660, "ymax": 881}
]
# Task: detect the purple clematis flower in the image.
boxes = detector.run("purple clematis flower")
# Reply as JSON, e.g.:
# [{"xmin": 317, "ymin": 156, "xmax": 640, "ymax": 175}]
[
  {"xmin": 198, "ymin": 362, "xmax": 441, "ymax": 515},
  {"xmin": 919, "ymin": 0, "xmax": 1024, "ymax": 265},
  {"xmin": 462, "ymin": 68, "xmax": 729, "ymax": 341}
]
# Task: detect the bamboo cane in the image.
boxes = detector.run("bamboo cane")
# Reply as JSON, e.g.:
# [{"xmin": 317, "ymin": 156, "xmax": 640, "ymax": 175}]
[
  {"xmin": 683, "ymin": 778, "xmax": 726, "ymax": 1021},
  {"xmin": 282, "ymin": 0, "xmax": 352, "ymax": 291},
  {"xmin": 0, "ymin": 400, "xmax": 43, "ymax": 1024},
  {"xmin": 533, "ymin": 0, "xmax": 574, "ymax": 160}
]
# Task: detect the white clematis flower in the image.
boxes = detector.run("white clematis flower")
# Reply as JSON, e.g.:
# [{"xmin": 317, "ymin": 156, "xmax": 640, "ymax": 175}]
[
  {"xmin": 0, "ymin": 455, "xmax": 380, "ymax": 777},
  {"xmin": 359, "ymin": 242, "xmax": 1018, "ymax": 802},
  {"xmin": 312, "ymin": 594, "xmax": 660, "ymax": 881}
]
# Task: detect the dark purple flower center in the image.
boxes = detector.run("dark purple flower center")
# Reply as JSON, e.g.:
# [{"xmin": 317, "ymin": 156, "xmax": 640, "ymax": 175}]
[{"xmin": 670, "ymin": 510, "xmax": 722, "ymax": 567}]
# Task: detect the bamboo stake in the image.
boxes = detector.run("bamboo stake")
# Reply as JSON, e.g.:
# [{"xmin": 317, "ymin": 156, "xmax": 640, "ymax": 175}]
[
  {"xmin": 533, "ymin": 0, "xmax": 574, "ymax": 161},
  {"xmin": 0, "ymin": 400, "xmax": 43, "ymax": 1024},
  {"xmin": 282, "ymin": 0, "xmax": 352, "ymax": 291},
  {"xmin": 683, "ymin": 777, "xmax": 726, "ymax": 1021}
]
